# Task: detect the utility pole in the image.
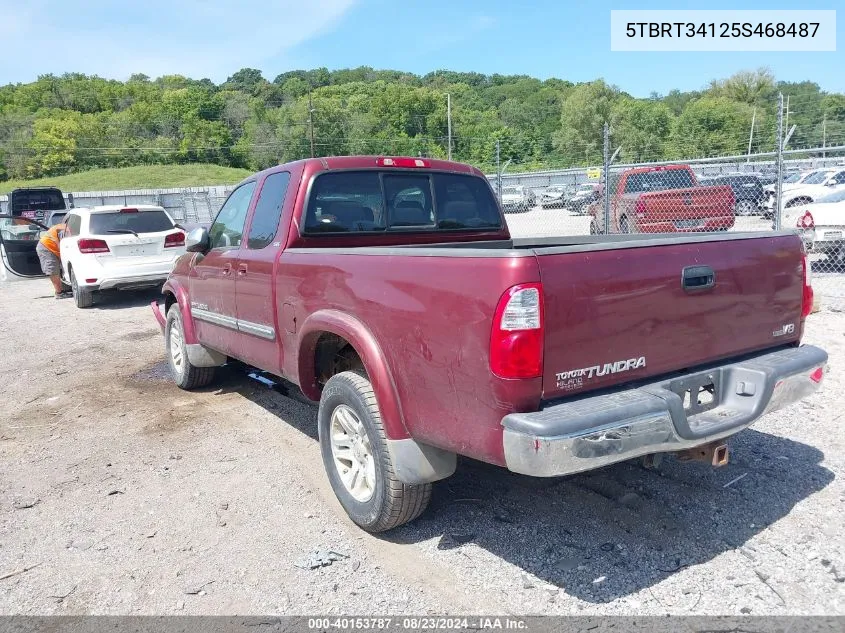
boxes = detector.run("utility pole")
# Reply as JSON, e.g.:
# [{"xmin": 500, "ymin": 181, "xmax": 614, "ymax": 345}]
[
  {"xmin": 823, "ymin": 115, "xmax": 827, "ymax": 159},
  {"xmin": 446, "ymin": 93, "xmax": 452, "ymax": 161},
  {"xmin": 495, "ymin": 140, "xmax": 501, "ymax": 201},
  {"xmin": 308, "ymin": 90, "xmax": 316, "ymax": 158},
  {"xmin": 784, "ymin": 94, "xmax": 790, "ymax": 138},
  {"xmin": 775, "ymin": 93, "xmax": 784, "ymax": 231},
  {"xmin": 602, "ymin": 122, "xmax": 611, "ymax": 234},
  {"xmin": 747, "ymin": 108, "xmax": 756, "ymax": 162}
]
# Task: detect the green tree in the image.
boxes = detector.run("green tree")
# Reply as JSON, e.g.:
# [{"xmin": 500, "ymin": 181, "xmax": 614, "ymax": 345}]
[
  {"xmin": 610, "ymin": 98, "xmax": 674, "ymax": 162},
  {"xmin": 553, "ymin": 80, "xmax": 619, "ymax": 165},
  {"xmin": 671, "ymin": 97, "xmax": 754, "ymax": 158}
]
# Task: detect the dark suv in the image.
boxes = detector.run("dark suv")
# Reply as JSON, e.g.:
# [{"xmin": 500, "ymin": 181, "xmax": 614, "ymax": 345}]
[{"xmin": 699, "ymin": 174, "xmax": 765, "ymax": 216}]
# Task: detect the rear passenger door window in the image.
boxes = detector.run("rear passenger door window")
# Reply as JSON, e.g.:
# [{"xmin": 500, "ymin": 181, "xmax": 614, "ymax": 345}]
[
  {"xmin": 209, "ymin": 182, "xmax": 256, "ymax": 249},
  {"xmin": 246, "ymin": 172, "xmax": 291, "ymax": 249},
  {"xmin": 384, "ymin": 175, "xmax": 434, "ymax": 228},
  {"xmin": 65, "ymin": 214, "xmax": 81, "ymax": 237}
]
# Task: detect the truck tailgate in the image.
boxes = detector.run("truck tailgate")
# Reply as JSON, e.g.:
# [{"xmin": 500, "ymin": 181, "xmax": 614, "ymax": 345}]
[
  {"xmin": 537, "ymin": 234, "xmax": 805, "ymax": 400},
  {"xmin": 637, "ymin": 185, "xmax": 734, "ymax": 227}
]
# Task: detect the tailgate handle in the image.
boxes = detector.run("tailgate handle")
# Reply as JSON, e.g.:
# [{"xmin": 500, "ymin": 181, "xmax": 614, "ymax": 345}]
[{"xmin": 682, "ymin": 266, "xmax": 716, "ymax": 292}]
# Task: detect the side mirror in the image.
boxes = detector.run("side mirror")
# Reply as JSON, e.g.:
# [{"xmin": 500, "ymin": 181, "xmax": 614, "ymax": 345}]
[
  {"xmin": 185, "ymin": 226, "xmax": 210, "ymax": 253},
  {"xmin": 825, "ymin": 181, "xmax": 836, "ymax": 187},
  {"xmin": 67, "ymin": 193, "xmax": 75, "ymax": 208}
]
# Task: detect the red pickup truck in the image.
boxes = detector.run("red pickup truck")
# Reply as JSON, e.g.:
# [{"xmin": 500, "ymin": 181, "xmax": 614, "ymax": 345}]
[
  {"xmin": 589, "ymin": 164, "xmax": 736, "ymax": 234},
  {"xmin": 152, "ymin": 156, "xmax": 826, "ymax": 532}
]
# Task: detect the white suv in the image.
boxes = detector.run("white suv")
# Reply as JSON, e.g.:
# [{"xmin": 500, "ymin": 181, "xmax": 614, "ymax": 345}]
[{"xmin": 60, "ymin": 205, "xmax": 186, "ymax": 308}]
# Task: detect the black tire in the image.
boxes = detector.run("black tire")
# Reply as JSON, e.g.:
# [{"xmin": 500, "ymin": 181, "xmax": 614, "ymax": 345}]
[
  {"xmin": 735, "ymin": 200, "xmax": 757, "ymax": 216},
  {"xmin": 70, "ymin": 268, "xmax": 94, "ymax": 309},
  {"xmin": 318, "ymin": 371, "xmax": 431, "ymax": 532},
  {"xmin": 165, "ymin": 304, "xmax": 216, "ymax": 390},
  {"xmin": 620, "ymin": 215, "xmax": 631, "ymax": 234}
]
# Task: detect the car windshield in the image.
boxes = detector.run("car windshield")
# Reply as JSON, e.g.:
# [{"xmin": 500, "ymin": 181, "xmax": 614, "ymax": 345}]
[
  {"xmin": 576, "ymin": 184, "xmax": 593, "ymax": 193},
  {"xmin": 88, "ymin": 209, "xmax": 174, "ymax": 235},
  {"xmin": 816, "ymin": 189, "xmax": 845, "ymax": 204},
  {"xmin": 803, "ymin": 171, "xmax": 832, "ymax": 185},
  {"xmin": 625, "ymin": 169, "xmax": 694, "ymax": 193},
  {"xmin": 304, "ymin": 171, "xmax": 502, "ymax": 233},
  {"xmin": 502, "ymin": 187, "xmax": 520, "ymax": 194},
  {"xmin": 783, "ymin": 172, "xmax": 802, "ymax": 183}
]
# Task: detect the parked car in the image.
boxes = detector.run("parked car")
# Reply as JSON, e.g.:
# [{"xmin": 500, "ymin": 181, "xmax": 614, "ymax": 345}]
[
  {"xmin": 0, "ymin": 187, "xmax": 74, "ymax": 282},
  {"xmin": 589, "ymin": 164, "xmax": 735, "ymax": 234},
  {"xmin": 699, "ymin": 173, "xmax": 766, "ymax": 216},
  {"xmin": 58, "ymin": 205, "xmax": 186, "ymax": 308},
  {"xmin": 763, "ymin": 169, "xmax": 840, "ymax": 219},
  {"xmin": 765, "ymin": 168, "xmax": 845, "ymax": 222},
  {"xmin": 565, "ymin": 183, "xmax": 600, "ymax": 213},
  {"xmin": 150, "ymin": 155, "xmax": 826, "ymax": 533},
  {"xmin": 0, "ymin": 215, "xmax": 50, "ymax": 282},
  {"xmin": 6, "ymin": 186, "xmax": 73, "ymax": 223},
  {"xmin": 540, "ymin": 185, "xmax": 572, "ymax": 209},
  {"xmin": 783, "ymin": 188, "xmax": 845, "ymax": 271},
  {"xmin": 500, "ymin": 185, "xmax": 532, "ymax": 213}
]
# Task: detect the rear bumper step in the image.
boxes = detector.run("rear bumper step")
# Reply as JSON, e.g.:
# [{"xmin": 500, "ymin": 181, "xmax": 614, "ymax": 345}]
[{"xmin": 502, "ymin": 345, "xmax": 828, "ymax": 477}]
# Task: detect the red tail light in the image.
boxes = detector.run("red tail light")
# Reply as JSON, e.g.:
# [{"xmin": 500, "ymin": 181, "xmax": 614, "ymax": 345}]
[
  {"xmin": 164, "ymin": 231, "xmax": 185, "ymax": 248},
  {"xmin": 120, "ymin": 208, "xmax": 139, "ymax": 213},
  {"xmin": 375, "ymin": 157, "xmax": 430, "ymax": 168},
  {"xmin": 490, "ymin": 282, "xmax": 544, "ymax": 379},
  {"xmin": 797, "ymin": 210, "xmax": 815, "ymax": 229},
  {"xmin": 78, "ymin": 238, "xmax": 110, "ymax": 254},
  {"xmin": 801, "ymin": 250, "xmax": 814, "ymax": 319}
]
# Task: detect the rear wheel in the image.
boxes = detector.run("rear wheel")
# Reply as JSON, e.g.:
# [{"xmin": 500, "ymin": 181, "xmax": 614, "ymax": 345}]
[
  {"xmin": 318, "ymin": 371, "xmax": 431, "ymax": 532},
  {"xmin": 165, "ymin": 305, "xmax": 216, "ymax": 390},
  {"xmin": 70, "ymin": 268, "xmax": 94, "ymax": 309}
]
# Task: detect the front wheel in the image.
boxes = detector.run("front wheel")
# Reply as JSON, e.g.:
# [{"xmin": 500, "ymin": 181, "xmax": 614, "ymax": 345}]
[
  {"xmin": 165, "ymin": 305, "xmax": 216, "ymax": 390},
  {"xmin": 318, "ymin": 371, "xmax": 432, "ymax": 532}
]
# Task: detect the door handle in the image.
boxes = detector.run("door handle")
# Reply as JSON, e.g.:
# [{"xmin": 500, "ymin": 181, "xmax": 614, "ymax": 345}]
[
  {"xmin": 237, "ymin": 264, "xmax": 248, "ymax": 276},
  {"xmin": 682, "ymin": 265, "xmax": 716, "ymax": 293},
  {"xmin": 222, "ymin": 263, "xmax": 232, "ymax": 276}
]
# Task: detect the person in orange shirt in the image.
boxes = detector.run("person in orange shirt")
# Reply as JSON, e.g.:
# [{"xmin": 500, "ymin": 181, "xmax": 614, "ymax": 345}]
[{"xmin": 36, "ymin": 223, "xmax": 71, "ymax": 298}]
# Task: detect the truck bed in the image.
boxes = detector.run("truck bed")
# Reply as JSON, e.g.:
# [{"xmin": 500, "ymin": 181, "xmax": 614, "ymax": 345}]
[{"xmin": 282, "ymin": 230, "xmax": 805, "ymax": 461}]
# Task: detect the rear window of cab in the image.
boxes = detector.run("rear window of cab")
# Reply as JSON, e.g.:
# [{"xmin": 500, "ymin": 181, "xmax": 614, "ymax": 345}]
[
  {"xmin": 88, "ymin": 210, "xmax": 174, "ymax": 235},
  {"xmin": 303, "ymin": 171, "xmax": 502, "ymax": 234}
]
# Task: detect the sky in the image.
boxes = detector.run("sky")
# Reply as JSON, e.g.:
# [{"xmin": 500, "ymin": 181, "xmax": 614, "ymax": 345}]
[{"xmin": 1, "ymin": 0, "xmax": 842, "ymax": 97}]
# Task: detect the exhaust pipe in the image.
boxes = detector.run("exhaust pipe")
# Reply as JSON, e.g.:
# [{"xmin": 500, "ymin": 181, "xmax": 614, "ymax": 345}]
[{"xmin": 677, "ymin": 441, "xmax": 730, "ymax": 467}]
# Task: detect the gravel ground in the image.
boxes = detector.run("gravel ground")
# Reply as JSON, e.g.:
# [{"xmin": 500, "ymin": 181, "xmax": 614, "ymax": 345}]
[{"xmin": 0, "ymin": 278, "xmax": 843, "ymax": 616}]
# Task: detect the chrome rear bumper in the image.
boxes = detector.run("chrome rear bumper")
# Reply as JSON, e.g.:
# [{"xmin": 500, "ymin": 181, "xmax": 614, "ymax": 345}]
[{"xmin": 502, "ymin": 345, "xmax": 828, "ymax": 477}]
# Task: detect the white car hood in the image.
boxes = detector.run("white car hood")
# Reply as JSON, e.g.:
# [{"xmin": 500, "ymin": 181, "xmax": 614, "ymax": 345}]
[{"xmin": 784, "ymin": 183, "xmax": 845, "ymax": 202}]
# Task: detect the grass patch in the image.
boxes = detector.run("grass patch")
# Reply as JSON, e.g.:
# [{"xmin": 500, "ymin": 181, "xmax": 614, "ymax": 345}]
[{"xmin": 0, "ymin": 164, "xmax": 252, "ymax": 194}]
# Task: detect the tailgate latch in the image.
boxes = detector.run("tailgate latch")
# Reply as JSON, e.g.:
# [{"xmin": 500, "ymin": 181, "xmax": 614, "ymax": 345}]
[{"xmin": 681, "ymin": 265, "xmax": 716, "ymax": 293}]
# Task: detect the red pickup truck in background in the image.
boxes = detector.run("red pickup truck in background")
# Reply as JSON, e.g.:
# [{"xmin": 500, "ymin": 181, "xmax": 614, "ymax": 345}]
[
  {"xmin": 589, "ymin": 164, "xmax": 736, "ymax": 234},
  {"xmin": 152, "ymin": 155, "xmax": 826, "ymax": 533}
]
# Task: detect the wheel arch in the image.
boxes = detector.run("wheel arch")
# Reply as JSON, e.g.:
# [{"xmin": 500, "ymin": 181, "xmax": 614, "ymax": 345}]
[
  {"xmin": 162, "ymin": 279, "xmax": 198, "ymax": 345},
  {"xmin": 298, "ymin": 309, "xmax": 409, "ymax": 440}
]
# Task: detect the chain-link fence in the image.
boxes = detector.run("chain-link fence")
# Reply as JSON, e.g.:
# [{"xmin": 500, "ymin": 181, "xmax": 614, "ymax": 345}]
[{"xmin": 492, "ymin": 96, "xmax": 844, "ymax": 309}]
